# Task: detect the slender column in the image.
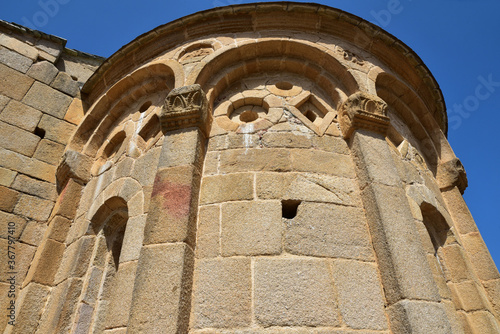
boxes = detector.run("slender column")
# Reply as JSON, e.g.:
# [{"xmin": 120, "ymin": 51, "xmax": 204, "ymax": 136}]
[
  {"xmin": 339, "ymin": 92, "xmax": 454, "ymax": 333},
  {"xmin": 128, "ymin": 85, "xmax": 209, "ymax": 333}
]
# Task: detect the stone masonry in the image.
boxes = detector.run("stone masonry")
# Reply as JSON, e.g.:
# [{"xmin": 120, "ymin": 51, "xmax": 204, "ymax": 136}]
[{"xmin": 0, "ymin": 2, "xmax": 499, "ymax": 334}]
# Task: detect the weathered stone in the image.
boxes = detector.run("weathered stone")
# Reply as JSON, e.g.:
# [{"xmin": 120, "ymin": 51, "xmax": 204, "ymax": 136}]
[
  {"xmin": 466, "ymin": 311, "xmax": 500, "ymax": 334},
  {"xmin": 0, "ymin": 185, "xmax": 20, "ymax": 212},
  {"xmin": 196, "ymin": 205, "xmax": 220, "ymax": 258},
  {"xmin": 26, "ymin": 60, "xmax": 58, "ymax": 84},
  {"xmin": 0, "ymin": 94, "xmax": 9, "ymax": 111},
  {"xmin": 219, "ymin": 148, "xmax": 292, "ymax": 173},
  {"xmin": 131, "ymin": 146, "xmax": 161, "ymax": 186},
  {"xmin": 387, "ymin": 300, "xmax": 453, "ymax": 334},
  {"xmin": 12, "ymin": 174, "xmax": 57, "ymax": 201},
  {"xmin": 54, "ymin": 236, "xmax": 95, "ymax": 284},
  {"xmin": 128, "ymin": 243, "xmax": 194, "ymax": 334},
  {"xmin": 440, "ymin": 187, "xmax": 478, "ymax": 234},
  {"xmin": 285, "ymin": 202, "xmax": 374, "ymax": 261},
  {"xmin": 33, "ymin": 139, "xmax": 65, "ymax": 165},
  {"xmin": 254, "ymin": 258, "xmax": 339, "ymax": 327},
  {"xmin": 0, "ymin": 46, "xmax": 33, "ymax": 72},
  {"xmin": 37, "ymin": 113, "xmax": 76, "ymax": 144},
  {"xmin": 452, "ymin": 280, "xmax": 489, "ymax": 311},
  {"xmin": 64, "ymin": 97, "xmax": 85, "ymax": 125},
  {"xmin": 203, "ymin": 151, "xmax": 219, "ymax": 175},
  {"xmin": 440, "ymin": 244, "xmax": 474, "ymax": 283},
  {"xmin": 191, "ymin": 258, "xmax": 252, "ymax": 329},
  {"xmin": 25, "ymin": 238, "xmax": 65, "ymax": 285},
  {"xmin": 9, "ymin": 283, "xmax": 49, "ymax": 334},
  {"xmin": 332, "ymin": 260, "xmax": 388, "ymax": 330},
  {"xmin": 47, "ymin": 215, "xmax": 72, "ymax": 243},
  {"xmin": 460, "ymin": 232, "xmax": 500, "ymax": 281},
  {"xmin": 436, "ymin": 158, "xmax": 467, "ymax": 194},
  {"xmin": 0, "ymin": 238, "xmax": 36, "ymax": 284},
  {"xmin": 119, "ymin": 214, "xmax": 147, "ymax": 263},
  {"xmin": 0, "ymin": 120, "xmax": 40, "ymax": 156},
  {"xmin": 19, "ymin": 220, "xmax": 47, "ymax": 246},
  {"xmin": 72, "ymin": 302, "xmax": 94, "ymax": 334},
  {"xmin": 14, "ymin": 193, "xmax": 54, "ymax": 221},
  {"xmin": 158, "ymin": 128, "xmax": 205, "ymax": 169},
  {"xmin": 52, "ymin": 178, "xmax": 83, "ymax": 219},
  {"xmin": 312, "ymin": 134, "xmax": 350, "ymax": 154},
  {"xmin": 483, "ymin": 279, "xmax": 500, "ymax": 318},
  {"xmin": 56, "ymin": 150, "xmax": 92, "ymax": 189},
  {"xmin": 221, "ymin": 200, "xmax": 282, "ymax": 256},
  {"xmin": 22, "ymin": 81, "xmax": 72, "ymax": 118},
  {"xmin": 200, "ymin": 173, "xmax": 254, "ymax": 205},
  {"xmin": 0, "ymin": 100, "xmax": 42, "ymax": 132},
  {"xmin": 262, "ymin": 131, "xmax": 312, "ymax": 148},
  {"xmin": 104, "ymin": 261, "xmax": 137, "ymax": 328},
  {"xmin": 0, "ymin": 63, "xmax": 34, "ymax": 100},
  {"xmin": 0, "ymin": 34, "xmax": 38, "ymax": 60},
  {"xmin": 291, "ymin": 149, "xmax": 356, "ymax": 177},
  {"xmin": 0, "ymin": 166, "xmax": 16, "ymax": 187},
  {"xmin": 0, "ymin": 210, "xmax": 26, "ymax": 238},
  {"xmin": 51, "ymin": 72, "xmax": 80, "ymax": 97}
]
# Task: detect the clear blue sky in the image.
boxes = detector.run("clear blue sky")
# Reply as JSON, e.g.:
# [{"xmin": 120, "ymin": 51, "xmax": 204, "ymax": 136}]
[{"xmin": 2, "ymin": 1, "xmax": 499, "ymax": 268}]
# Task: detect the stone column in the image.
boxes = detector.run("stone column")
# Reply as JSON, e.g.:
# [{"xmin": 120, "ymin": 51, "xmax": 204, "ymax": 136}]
[
  {"xmin": 128, "ymin": 85, "xmax": 209, "ymax": 333},
  {"xmin": 339, "ymin": 92, "xmax": 454, "ymax": 333}
]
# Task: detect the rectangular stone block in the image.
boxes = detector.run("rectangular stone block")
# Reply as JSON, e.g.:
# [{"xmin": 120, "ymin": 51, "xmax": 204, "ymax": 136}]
[
  {"xmin": 0, "ymin": 34, "xmax": 38, "ymax": 60},
  {"xmin": 451, "ymin": 280, "xmax": 489, "ymax": 312},
  {"xmin": 128, "ymin": 243, "xmax": 194, "ymax": 334},
  {"xmin": 19, "ymin": 220, "xmax": 47, "ymax": 246},
  {"xmin": 9, "ymin": 282, "xmax": 49, "ymax": 334},
  {"xmin": 22, "ymin": 81, "xmax": 73, "ymax": 119},
  {"xmin": 0, "ymin": 94, "xmax": 9, "ymax": 111},
  {"xmin": 143, "ymin": 165, "xmax": 201, "ymax": 245},
  {"xmin": 0, "ymin": 46, "xmax": 33, "ymax": 73},
  {"xmin": 256, "ymin": 172, "xmax": 362, "ymax": 207},
  {"xmin": 131, "ymin": 146, "xmax": 161, "ymax": 187},
  {"xmin": 285, "ymin": 202, "xmax": 374, "ymax": 261},
  {"xmin": 0, "ymin": 211, "xmax": 26, "ymax": 239},
  {"xmin": 38, "ymin": 114, "xmax": 76, "ymax": 145},
  {"xmin": 26, "ymin": 60, "xmax": 58, "ymax": 84},
  {"xmin": 54, "ymin": 236, "xmax": 95, "ymax": 284},
  {"xmin": 11, "ymin": 174, "xmax": 57, "ymax": 201},
  {"xmin": 262, "ymin": 132, "xmax": 312, "ymax": 148},
  {"xmin": 441, "ymin": 187, "xmax": 478, "ymax": 234},
  {"xmin": 466, "ymin": 310, "xmax": 500, "ymax": 334},
  {"xmin": 460, "ymin": 232, "xmax": 500, "ymax": 281},
  {"xmin": 51, "ymin": 72, "xmax": 80, "ymax": 97},
  {"xmin": 387, "ymin": 300, "xmax": 453, "ymax": 334},
  {"xmin": 219, "ymin": 148, "xmax": 292, "ymax": 173},
  {"xmin": 0, "ymin": 148, "xmax": 57, "ymax": 183},
  {"xmin": 24, "ymin": 238, "xmax": 65, "ymax": 286},
  {"xmin": 221, "ymin": 200, "xmax": 282, "ymax": 256},
  {"xmin": 0, "ymin": 238, "xmax": 35, "ymax": 285},
  {"xmin": 483, "ymin": 279, "xmax": 500, "ymax": 319},
  {"xmin": 207, "ymin": 133, "xmax": 260, "ymax": 151},
  {"xmin": 0, "ymin": 120, "xmax": 40, "ymax": 156},
  {"xmin": 196, "ymin": 205, "xmax": 220, "ymax": 258},
  {"xmin": 64, "ymin": 97, "xmax": 85, "ymax": 125},
  {"xmin": 13, "ymin": 193, "xmax": 54, "ymax": 221},
  {"xmin": 254, "ymin": 258, "xmax": 339, "ymax": 327},
  {"xmin": 332, "ymin": 260, "xmax": 388, "ymax": 330},
  {"xmin": 158, "ymin": 128, "xmax": 205, "ymax": 169},
  {"xmin": 0, "ymin": 166, "xmax": 16, "ymax": 187},
  {"xmin": 312, "ymin": 135, "xmax": 350, "ymax": 154},
  {"xmin": 119, "ymin": 214, "xmax": 147, "ymax": 263},
  {"xmin": 200, "ymin": 173, "xmax": 254, "ymax": 205},
  {"xmin": 191, "ymin": 258, "xmax": 252, "ymax": 329},
  {"xmin": 0, "ymin": 100, "xmax": 42, "ymax": 132},
  {"xmin": 33, "ymin": 139, "xmax": 65, "ymax": 165},
  {"xmin": 203, "ymin": 151, "xmax": 219, "ymax": 175},
  {"xmin": 290, "ymin": 149, "xmax": 356, "ymax": 178},
  {"xmin": 72, "ymin": 302, "xmax": 94, "ymax": 334},
  {"xmin": 440, "ymin": 244, "xmax": 474, "ymax": 283},
  {"xmin": 0, "ymin": 63, "xmax": 34, "ymax": 100},
  {"xmin": 0, "ymin": 185, "xmax": 20, "ymax": 212}
]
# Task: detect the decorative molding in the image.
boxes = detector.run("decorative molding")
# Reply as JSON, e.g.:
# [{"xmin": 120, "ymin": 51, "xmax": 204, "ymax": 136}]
[
  {"xmin": 160, "ymin": 84, "xmax": 209, "ymax": 135},
  {"xmin": 336, "ymin": 46, "xmax": 365, "ymax": 66},
  {"xmin": 339, "ymin": 92, "xmax": 390, "ymax": 139},
  {"xmin": 56, "ymin": 150, "xmax": 92, "ymax": 191},
  {"xmin": 436, "ymin": 158, "xmax": 468, "ymax": 194}
]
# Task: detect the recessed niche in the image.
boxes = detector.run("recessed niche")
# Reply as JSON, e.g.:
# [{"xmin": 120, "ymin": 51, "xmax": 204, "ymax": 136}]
[
  {"xmin": 139, "ymin": 101, "xmax": 152, "ymax": 113},
  {"xmin": 239, "ymin": 110, "xmax": 259, "ymax": 123},
  {"xmin": 139, "ymin": 114, "xmax": 160, "ymax": 146},
  {"xmin": 281, "ymin": 200, "xmax": 301, "ymax": 219},
  {"xmin": 34, "ymin": 127, "xmax": 45, "ymax": 139},
  {"xmin": 103, "ymin": 131, "xmax": 126, "ymax": 160},
  {"xmin": 275, "ymin": 81, "xmax": 293, "ymax": 91},
  {"xmin": 230, "ymin": 105, "xmax": 267, "ymax": 124},
  {"xmin": 304, "ymin": 109, "xmax": 317, "ymax": 122}
]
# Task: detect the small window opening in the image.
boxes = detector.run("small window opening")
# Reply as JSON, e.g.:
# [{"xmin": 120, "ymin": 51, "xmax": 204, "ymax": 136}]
[
  {"xmin": 304, "ymin": 110, "xmax": 317, "ymax": 122},
  {"xmin": 240, "ymin": 110, "xmax": 258, "ymax": 123},
  {"xmin": 139, "ymin": 115, "xmax": 160, "ymax": 144},
  {"xmin": 275, "ymin": 81, "xmax": 293, "ymax": 91},
  {"xmin": 139, "ymin": 101, "xmax": 152, "ymax": 113},
  {"xmin": 281, "ymin": 200, "xmax": 301, "ymax": 219},
  {"xmin": 34, "ymin": 127, "xmax": 45, "ymax": 139}
]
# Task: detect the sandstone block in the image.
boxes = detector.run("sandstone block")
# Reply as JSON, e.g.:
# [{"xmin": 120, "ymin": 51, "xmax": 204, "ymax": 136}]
[
  {"xmin": 254, "ymin": 258, "xmax": 339, "ymax": 327},
  {"xmin": 0, "ymin": 34, "xmax": 38, "ymax": 60},
  {"xmin": 208, "ymin": 133, "xmax": 260, "ymax": 151},
  {"xmin": 54, "ymin": 236, "xmax": 94, "ymax": 284},
  {"xmin": 0, "ymin": 120, "xmax": 40, "ymax": 156},
  {"xmin": 0, "ymin": 148, "xmax": 56, "ymax": 183},
  {"xmin": 460, "ymin": 232, "xmax": 500, "ymax": 281},
  {"xmin": 131, "ymin": 146, "xmax": 161, "ymax": 186},
  {"xmin": 0, "ymin": 166, "xmax": 16, "ymax": 187},
  {"xmin": 196, "ymin": 205, "xmax": 220, "ymax": 258},
  {"xmin": 440, "ymin": 187, "xmax": 478, "ymax": 234},
  {"xmin": 219, "ymin": 148, "xmax": 292, "ymax": 173},
  {"xmin": 0, "ymin": 185, "xmax": 20, "ymax": 212},
  {"xmin": 0, "ymin": 63, "xmax": 34, "ymax": 100},
  {"xmin": 440, "ymin": 244, "xmax": 473, "ymax": 283},
  {"xmin": 25, "ymin": 238, "xmax": 65, "ymax": 285},
  {"xmin": 26, "ymin": 60, "xmax": 58, "ymax": 84},
  {"xmin": 466, "ymin": 311, "xmax": 500, "ymax": 334},
  {"xmin": 203, "ymin": 151, "xmax": 219, "ymax": 175},
  {"xmin": 13, "ymin": 193, "xmax": 54, "ymax": 221},
  {"xmin": 221, "ymin": 200, "xmax": 282, "ymax": 256},
  {"xmin": 56, "ymin": 150, "xmax": 92, "ymax": 188},
  {"xmin": 200, "ymin": 173, "xmax": 254, "ymax": 205},
  {"xmin": 19, "ymin": 220, "xmax": 47, "ymax": 246},
  {"xmin": 128, "ymin": 243, "xmax": 194, "ymax": 334},
  {"xmin": 312, "ymin": 135, "xmax": 350, "ymax": 154},
  {"xmin": 52, "ymin": 178, "xmax": 83, "ymax": 220},
  {"xmin": 9, "ymin": 283, "xmax": 49, "ymax": 334},
  {"xmin": 285, "ymin": 202, "xmax": 374, "ymax": 261},
  {"xmin": 158, "ymin": 128, "xmax": 205, "ymax": 169},
  {"xmin": 332, "ymin": 260, "xmax": 388, "ymax": 330},
  {"xmin": 0, "ymin": 46, "xmax": 33, "ymax": 73},
  {"xmin": 0, "ymin": 94, "xmax": 9, "ymax": 111},
  {"xmin": 81, "ymin": 266, "xmax": 104, "ymax": 305},
  {"xmin": 0, "ymin": 238, "xmax": 35, "ymax": 285},
  {"xmin": 112, "ymin": 157, "xmax": 134, "ymax": 181},
  {"xmin": 452, "ymin": 280, "xmax": 488, "ymax": 311},
  {"xmin": 72, "ymin": 302, "xmax": 94, "ymax": 334},
  {"xmin": 33, "ymin": 139, "xmax": 65, "ymax": 165},
  {"xmin": 51, "ymin": 72, "xmax": 80, "ymax": 97},
  {"xmin": 262, "ymin": 132, "xmax": 312, "ymax": 148},
  {"xmin": 38, "ymin": 114, "xmax": 76, "ymax": 144},
  {"xmin": 191, "ymin": 258, "xmax": 252, "ymax": 329},
  {"xmin": 483, "ymin": 279, "xmax": 500, "ymax": 318},
  {"xmin": 119, "ymin": 214, "xmax": 147, "ymax": 263},
  {"xmin": 0, "ymin": 100, "xmax": 42, "ymax": 132},
  {"xmin": 64, "ymin": 97, "xmax": 85, "ymax": 125},
  {"xmin": 12, "ymin": 174, "xmax": 57, "ymax": 201},
  {"xmin": 387, "ymin": 300, "xmax": 453, "ymax": 334},
  {"xmin": 22, "ymin": 81, "xmax": 72, "ymax": 119},
  {"xmin": 291, "ymin": 149, "xmax": 356, "ymax": 178},
  {"xmin": 105, "ymin": 261, "xmax": 138, "ymax": 329},
  {"xmin": 47, "ymin": 215, "xmax": 72, "ymax": 243},
  {"xmin": 0, "ymin": 210, "xmax": 26, "ymax": 238}
]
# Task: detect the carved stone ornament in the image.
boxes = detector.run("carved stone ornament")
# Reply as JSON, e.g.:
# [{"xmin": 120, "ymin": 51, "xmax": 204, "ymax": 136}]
[
  {"xmin": 160, "ymin": 84, "xmax": 209, "ymax": 134},
  {"xmin": 436, "ymin": 158, "xmax": 468, "ymax": 194},
  {"xmin": 338, "ymin": 92, "xmax": 390, "ymax": 139},
  {"xmin": 56, "ymin": 150, "xmax": 92, "ymax": 191}
]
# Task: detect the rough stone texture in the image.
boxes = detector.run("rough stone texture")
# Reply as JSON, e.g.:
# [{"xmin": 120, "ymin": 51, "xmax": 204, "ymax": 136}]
[
  {"xmin": 19, "ymin": 221, "xmax": 47, "ymax": 246},
  {"xmin": 51, "ymin": 72, "xmax": 80, "ymax": 97},
  {"xmin": 219, "ymin": 148, "xmax": 292, "ymax": 173},
  {"xmin": 0, "ymin": 210, "xmax": 26, "ymax": 239},
  {"xmin": 254, "ymin": 258, "xmax": 339, "ymax": 327},
  {"xmin": 0, "ymin": 185, "xmax": 20, "ymax": 212},
  {"xmin": 0, "ymin": 34, "xmax": 38, "ymax": 60},
  {"xmin": 33, "ymin": 139, "xmax": 65, "ymax": 165},
  {"xmin": 119, "ymin": 214, "xmax": 147, "ymax": 263},
  {"xmin": 285, "ymin": 202, "xmax": 374, "ymax": 261},
  {"xmin": 22, "ymin": 81, "xmax": 73, "ymax": 119},
  {"xmin": 38, "ymin": 113, "xmax": 76, "ymax": 144},
  {"xmin": 387, "ymin": 300, "xmax": 453, "ymax": 334},
  {"xmin": 26, "ymin": 60, "xmax": 58, "ymax": 84},
  {"xmin": 0, "ymin": 120, "xmax": 40, "ymax": 156},
  {"xmin": 0, "ymin": 100, "xmax": 42, "ymax": 132},
  {"xmin": 0, "ymin": 167, "xmax": 16, "ymax": 186},
  {"xmin": 64, "ymin": 97, "xmax": 85, "ymax": 125},
  {"xmin": 200, "ymin": 173, "xmax": 254, "ymax": 205},
  {"xmin": 191, "ymin": 258, "xmax": 252, "ymax": 329},
  {"xmin": 0, "ymin": 46, "xmax": 33, "ymax": 73},
  {"xmin": 104, "ymin": 261, "xmax": 137, "ymax": 329},
  {"xmin": 0, "ymin": 63, "xmax": 34, "ymax": 100},
  {"xmin": 14, "ymin": 193, "xmax": 54, "ymax": 221},
  {"xmin": 196, "ymin": 205, "xmax": 220, "ymax": 258},
  {"xmin": 332, "ymin": 260, "xmax": 388, "ymax": 330},
  {"xmin": 460, "ymin": 232, "xmax": 500, "ymax": 281},
  {"xmin": 221, "ymin": 200, "xmax": 282, "ymax": 256},
  {"xmin": 8, "ymin": 283, "xmax": 49, "ymax": 334},
  {"xmin": 158, "ymin": 128, "xmax": 205, "ymax": 169},
  {"xmin": 11, "ymin": 174, "xmax": 56, "ymax": 201}
]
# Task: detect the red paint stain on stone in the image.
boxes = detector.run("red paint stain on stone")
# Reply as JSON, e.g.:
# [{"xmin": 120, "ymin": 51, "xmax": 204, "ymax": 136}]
[{"xmin": 151, "ymin": 179, "xmax": 191, "ymax": 218}]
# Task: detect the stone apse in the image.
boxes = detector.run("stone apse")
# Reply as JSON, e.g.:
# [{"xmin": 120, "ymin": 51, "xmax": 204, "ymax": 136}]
[{"xmin": 1, "ymin": 2, "xmax": 499, "ymax": 334}]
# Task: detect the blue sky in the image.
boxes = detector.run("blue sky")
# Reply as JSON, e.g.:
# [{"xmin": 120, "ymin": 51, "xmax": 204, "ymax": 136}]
[{"xmin": 2, "ymin": 1, "xmax": 499, "ymax": 267}]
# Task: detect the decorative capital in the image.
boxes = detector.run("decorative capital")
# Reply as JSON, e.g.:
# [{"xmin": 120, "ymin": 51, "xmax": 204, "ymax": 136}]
[
  {"xmin": 437, "ymin": 158, "xmax": 468, "ymax": 194},
  {"xmin": 339, "ymin": 92, "xmax": 390, "ymax": 139},
  {"xmin": 56, "ymin": 150, "xmax": 92, "ymax": 192},
  {"xmin": 160, "ymin": 84, "xmax": 209, "ymax": 135}
]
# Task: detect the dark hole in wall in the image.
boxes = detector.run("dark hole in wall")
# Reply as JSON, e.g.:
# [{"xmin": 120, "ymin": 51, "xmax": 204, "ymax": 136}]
[
  {"xmin": 281, "ymin": 200, "xmax": 301, "ymax": 219},
  {"xmin": 34, "ymin": 127, "xmax": 45, "ymax": 139}
]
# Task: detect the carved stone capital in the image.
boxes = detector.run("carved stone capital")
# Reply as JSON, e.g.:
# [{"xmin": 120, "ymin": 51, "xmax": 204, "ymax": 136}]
[
  {"xmin": 339, "ymin": 92, "xmax": 390, "ymax": 139},
  {"xmin": 160, "ymin": 84, "xmax": 209, "ymax": 135},
  {"xmin": 437, "ymin": 158, "xmax": 468, "ymax": 194},
  {"xmin": 56, "ymin": 150, "xmax": 92, "ymax": 191}
]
